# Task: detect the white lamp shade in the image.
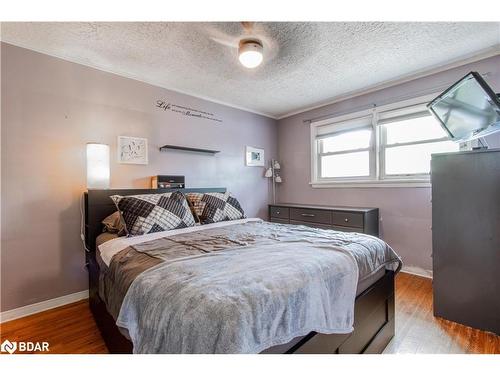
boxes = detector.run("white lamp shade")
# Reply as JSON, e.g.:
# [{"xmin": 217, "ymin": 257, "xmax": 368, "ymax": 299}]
[
  {"xmin": 273, "ymin": 161, "xmax": 281, "ymax": 170},
  {"xmin": 275, "ymin": 175, "xmax": 282, "ymax": 183},
  {"xmin": 264, "ymin": 167, "xmax": 273, "ymax": 178},
  {"xmin": 86, "ymin": 143, "xmax": 110, "ymax": 189}
]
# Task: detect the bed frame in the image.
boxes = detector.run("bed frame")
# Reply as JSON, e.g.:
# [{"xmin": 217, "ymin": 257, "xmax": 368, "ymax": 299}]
[{"xmin": 84, "ymin": 188, "xmax": 395, "ymax": 354}]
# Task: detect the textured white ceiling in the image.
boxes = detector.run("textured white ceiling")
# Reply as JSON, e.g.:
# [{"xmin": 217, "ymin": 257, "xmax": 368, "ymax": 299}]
[{"xmin": 2, "ymin": 22, "xmax": 499, "ymax": 118}]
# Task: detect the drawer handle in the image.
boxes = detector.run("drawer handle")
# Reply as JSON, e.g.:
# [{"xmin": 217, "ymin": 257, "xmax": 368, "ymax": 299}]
[
  {"xmin": 301, "ymin": 213, "xmax": 316, "ymax": 217},
  {"xmin": 344, "ymin": 218, "xmax": 349, "ymax": 222},
  {"xmin": 276, "ymin": 211, "xmax": 280, "ymax": 215}
]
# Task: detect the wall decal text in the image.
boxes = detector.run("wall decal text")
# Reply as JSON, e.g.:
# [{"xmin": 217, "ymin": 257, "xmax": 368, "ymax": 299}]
[{"xmin": 156, "ymin": 100, "xmax": 222, "ymax": 123}]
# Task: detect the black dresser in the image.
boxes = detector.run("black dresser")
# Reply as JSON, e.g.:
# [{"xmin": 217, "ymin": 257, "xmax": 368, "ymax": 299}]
[
  {"xmin": 268, "ymin": 203, "xmax": 379, "ymax": 237},
  {"xmin": 431, "ymin": 149, "xmax": 500, "ymax": 334}
]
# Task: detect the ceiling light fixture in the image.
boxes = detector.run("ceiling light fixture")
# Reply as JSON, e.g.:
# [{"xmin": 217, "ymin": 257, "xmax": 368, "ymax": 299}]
[{"xmin": 238, "ymin": 39, "xmax": 263, "ymax": 69}]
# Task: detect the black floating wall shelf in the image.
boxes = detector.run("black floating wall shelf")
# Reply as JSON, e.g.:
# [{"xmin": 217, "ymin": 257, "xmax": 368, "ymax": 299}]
[{"xmin": 159, "ymin": 145, "xmax": 220, "ymax": 155}]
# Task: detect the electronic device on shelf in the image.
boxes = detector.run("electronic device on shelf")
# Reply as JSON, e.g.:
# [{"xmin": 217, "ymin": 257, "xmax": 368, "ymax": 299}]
[{"xmin": 151, "ymin": 175, "xmax": 185, "ymax": 189}]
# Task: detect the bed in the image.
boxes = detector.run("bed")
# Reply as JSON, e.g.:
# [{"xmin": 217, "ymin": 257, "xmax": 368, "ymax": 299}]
[{"xmin": 84, "ymin": 188, "xmax": 401, "ymax": 354}]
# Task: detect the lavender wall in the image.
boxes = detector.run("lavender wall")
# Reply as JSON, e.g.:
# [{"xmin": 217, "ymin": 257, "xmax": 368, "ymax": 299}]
[
  {"xmin": 1, "ymin": 43, "xmax": 277, "ymax": 312},
  {"xmin": 1, "ymin": 42, "xmax": 498, "ymax": 313},
  {"xmin": 277, "ymin": 55, "xmax": 500, "ymax": 274}
]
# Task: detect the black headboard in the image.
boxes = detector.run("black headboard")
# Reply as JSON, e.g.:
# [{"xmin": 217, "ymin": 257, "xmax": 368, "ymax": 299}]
[{"xmin": 84, "ymin": 187, "xmax": 227, "ymax": 252}]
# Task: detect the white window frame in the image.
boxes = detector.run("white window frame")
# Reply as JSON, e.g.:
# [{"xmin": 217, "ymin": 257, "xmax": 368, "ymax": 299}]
[
  {"xmin": 310, "ymin": 93, "xmax": 452, "ymax": 188},
  {"xmin": 314, "ymin": 114, "xmax": 376, "ymax": 183},
  {"xmin": 378, "ymin": 107, "xmax": 452, "ymax": 181}
]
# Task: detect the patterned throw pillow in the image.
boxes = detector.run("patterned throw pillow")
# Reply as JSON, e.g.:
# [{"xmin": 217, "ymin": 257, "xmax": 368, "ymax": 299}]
[
  {"xmin": 185, "ymin": 192, "xmax": 245, "ymax": 224},
  {"xmin": 111, "ymin": 191, "xmax": 196, "ymax": 236}
]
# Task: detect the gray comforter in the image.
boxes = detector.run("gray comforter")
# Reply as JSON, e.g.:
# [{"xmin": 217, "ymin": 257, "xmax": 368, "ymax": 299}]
[{"xmin": 106, "ymin": 221, "xmax": 401, "ymax": 354}]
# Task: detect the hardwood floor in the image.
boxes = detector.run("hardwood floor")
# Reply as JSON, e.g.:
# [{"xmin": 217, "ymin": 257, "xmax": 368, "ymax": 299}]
[
  {"xmin": 384, "ymin": 273, "xmax": 499, "ymax": 354},
  {"xmin": 0, "ymin": 299, "xmax": 108, "ymax": 354},
  {"xmin": 1, "ymin": 272, "xmax": 498, "ymax": 354}
]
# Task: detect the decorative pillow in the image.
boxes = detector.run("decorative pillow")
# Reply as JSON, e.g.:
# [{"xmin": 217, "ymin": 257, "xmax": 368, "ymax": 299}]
[
  {"xmin": 111, "ymin": 191, "xmax": 196, "ymax": 236},
  {"xmin": 185, "ymin": 192, "xmax": 245, "ymax": 224},
  {"xmin": 102, "ymin": 211, "xmax": 126, "ymax": 236}
]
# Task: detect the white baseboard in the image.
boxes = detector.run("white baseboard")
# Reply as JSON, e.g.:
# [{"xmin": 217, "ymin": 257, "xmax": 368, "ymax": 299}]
[
  {"xmin": 401, "ymin": 266, "xmax": 433, "ymax": 279},
  {"xmin": 0, "ymin": 290, "xmax": 89, "ymax": 323}
]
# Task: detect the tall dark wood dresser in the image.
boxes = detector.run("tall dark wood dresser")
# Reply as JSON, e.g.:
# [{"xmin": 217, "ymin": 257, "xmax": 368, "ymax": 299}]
[
  {"xmin": 268, "ymin": 203, "xmax": 379, "ymax": 237},
  {"xmin": 431, "ymin": 149, "xmax": 500, "ymax": 334}
]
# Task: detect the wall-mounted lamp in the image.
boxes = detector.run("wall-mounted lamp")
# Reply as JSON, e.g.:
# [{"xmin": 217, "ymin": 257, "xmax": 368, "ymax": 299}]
[
  {"xmin": 265, "ymin": 159, "xmax": 283, "ymax": 204},
  {"xmin": 86, "ymin": 143, "xmax": 110, "ymax": 189}
]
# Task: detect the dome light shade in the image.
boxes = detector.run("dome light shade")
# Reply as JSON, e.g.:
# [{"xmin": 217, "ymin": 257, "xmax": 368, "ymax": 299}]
[{"xmin": 238, "ymin": 40, "xmax": 263, "ymax": 68}]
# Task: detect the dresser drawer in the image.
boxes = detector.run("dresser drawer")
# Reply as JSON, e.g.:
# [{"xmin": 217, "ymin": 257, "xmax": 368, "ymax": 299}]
[
  {"xmin": 290, "ymin": 220, "xmax": 332, "ymax": 230},
  {"xmin": 270, "ymin": 206, "xmax": 289, "ymax": 219},
  {"xmin": 290, "ymin": 208, "xmax": 332, "ymax": 224},
  {"xmin": 332, "ymin": 211, "xmax": 364, "ymax": 228}
]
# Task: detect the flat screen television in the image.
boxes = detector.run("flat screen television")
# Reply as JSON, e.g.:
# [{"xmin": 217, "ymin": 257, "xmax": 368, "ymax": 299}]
[{"xmin": 427, "ymin": 71, "xmax": 500, "ymax": 142}]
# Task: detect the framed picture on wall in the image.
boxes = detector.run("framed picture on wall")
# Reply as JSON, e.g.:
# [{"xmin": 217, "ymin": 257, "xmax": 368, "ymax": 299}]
[
  {"xmin": 245, "ymin": 146, "xmax": 265, "ymax": 167},
  {"xmin": 118, "ymin": 136, "xmax": 148, "ymax": 165}
]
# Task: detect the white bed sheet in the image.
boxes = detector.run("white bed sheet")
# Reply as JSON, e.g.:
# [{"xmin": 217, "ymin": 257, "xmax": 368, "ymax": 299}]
[{"xmin": 98, "ymin": 218, "xmax": 262, "ymax": 267}]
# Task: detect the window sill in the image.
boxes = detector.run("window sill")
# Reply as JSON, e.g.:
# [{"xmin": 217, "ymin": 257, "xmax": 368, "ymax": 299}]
[{"xmin": 310, "ymin": 179, "xmax": 431, "ymax": 188}]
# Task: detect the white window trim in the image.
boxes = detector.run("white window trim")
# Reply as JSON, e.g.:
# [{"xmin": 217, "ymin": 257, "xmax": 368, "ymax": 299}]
[
  {"xmin": 310, "ymin": 93, "xmax": 443, "ymax": 188},
  {"xmin": 317, "ymin": 125, "xmax": 375, "ymax": 182}
]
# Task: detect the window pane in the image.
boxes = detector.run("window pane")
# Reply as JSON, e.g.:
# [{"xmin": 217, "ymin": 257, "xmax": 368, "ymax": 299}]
[
  {"xmin": 321, "ymin": 151, "xmax": 370, "ymax": 178},
  {"xmin": 385, "ymin": 141, "xmax": 459, "ymax": 175},
  {"xmin": 385, "ymin": 116, "xmax": 448, "ymax": 145},
  {"xmin": 320, "ymin": 128, "xmax": 371, "ymax": 153}
]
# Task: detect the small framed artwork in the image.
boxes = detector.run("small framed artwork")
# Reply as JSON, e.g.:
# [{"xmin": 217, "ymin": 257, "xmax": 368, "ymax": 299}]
[
  {"xmin": 245, "ymin": 146, "xmax": 265, "ymax": 167},
  {"xmin": 118, "ymin": 136, "xmax": 148, "ymax": 165}
]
